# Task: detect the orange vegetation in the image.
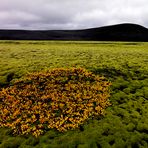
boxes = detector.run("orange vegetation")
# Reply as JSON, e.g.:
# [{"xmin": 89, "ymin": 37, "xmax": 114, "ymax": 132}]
[{"xmin": 0, "ymin": 68, "xmax": 111, "ymax": 137}]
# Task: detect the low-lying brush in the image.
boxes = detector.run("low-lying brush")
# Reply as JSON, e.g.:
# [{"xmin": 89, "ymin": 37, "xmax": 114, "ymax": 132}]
[{"xmin": 0, "ymin": 68, "xmax": 111, "ymax": 137}]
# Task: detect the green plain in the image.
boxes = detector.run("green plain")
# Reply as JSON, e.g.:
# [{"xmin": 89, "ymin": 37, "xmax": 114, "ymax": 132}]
[{"xmin": 0, "ymin": 40, "xmax": 148, "ymax": 148}]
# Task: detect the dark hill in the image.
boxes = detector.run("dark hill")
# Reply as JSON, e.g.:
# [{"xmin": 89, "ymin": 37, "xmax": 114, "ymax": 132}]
[{"xmin": 0, "ymin": 23, "xmax": 148, "ymax": 41}]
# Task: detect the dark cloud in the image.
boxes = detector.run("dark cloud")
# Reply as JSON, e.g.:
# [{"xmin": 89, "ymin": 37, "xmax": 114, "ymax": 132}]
[{"xmin": 0, "ymin": 0, "xmax": 148, "ymax": 29}]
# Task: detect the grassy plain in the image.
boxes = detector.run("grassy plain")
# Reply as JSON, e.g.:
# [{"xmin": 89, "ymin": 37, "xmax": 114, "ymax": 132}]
[{"xmin": 0, "ymin": 41, "xmax": 148, "ymax": 148}]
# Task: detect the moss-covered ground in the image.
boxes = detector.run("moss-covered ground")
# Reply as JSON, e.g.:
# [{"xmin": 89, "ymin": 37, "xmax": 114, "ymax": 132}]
[{"xmin": 0, "ymin": 41, "xmax": 148, "ymax": 148}]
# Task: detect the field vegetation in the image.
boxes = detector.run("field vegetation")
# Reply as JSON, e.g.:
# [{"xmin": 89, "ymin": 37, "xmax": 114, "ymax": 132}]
[
  {"xmin": 0, "ymin": 68, "xmax": 111, "ymax": 137},
  {"xmin": 0, "ymin": 41, "xmax": 148, "ymax": 148}
]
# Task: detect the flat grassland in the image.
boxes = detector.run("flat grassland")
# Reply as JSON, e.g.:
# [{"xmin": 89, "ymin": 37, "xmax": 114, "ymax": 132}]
[{"xmin": 0, "ymin": 41, "xmax": 148, "ymax": 148}]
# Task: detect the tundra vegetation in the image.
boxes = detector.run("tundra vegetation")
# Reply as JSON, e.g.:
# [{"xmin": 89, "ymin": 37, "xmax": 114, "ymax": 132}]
[
  {"xmin": 0, "ymin": 41, "xmax": 148, "ymax": 148},
  {"xmin": 0, "ymin": 68, "xmax": 111, "ymax": 137}
]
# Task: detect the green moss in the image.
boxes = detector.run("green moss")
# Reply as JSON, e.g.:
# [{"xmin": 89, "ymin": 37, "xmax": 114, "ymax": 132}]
[
  {"xmin": 0, "ymin": 41, "xmax": 148, "ymax": 147},
  {"xmin": 0, "ymin": 137, "xmax": 24, "ymax": 148}
]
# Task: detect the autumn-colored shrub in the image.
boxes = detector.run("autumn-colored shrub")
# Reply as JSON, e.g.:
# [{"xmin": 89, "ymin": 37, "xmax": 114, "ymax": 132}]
[{"xmin": 0, "ymin": 68, "xmax": 111, "ymax": 137}]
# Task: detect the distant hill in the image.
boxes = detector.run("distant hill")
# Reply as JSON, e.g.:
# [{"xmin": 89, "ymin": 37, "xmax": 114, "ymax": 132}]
[{"xmin": 0, "ymin": 23, "xmax": 148, "ymax": 41}]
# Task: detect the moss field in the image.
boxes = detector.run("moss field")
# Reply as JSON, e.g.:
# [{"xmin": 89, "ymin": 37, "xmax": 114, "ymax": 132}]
[{"xmin": 0, "ymin": 41, "xmax": 148, "ymax": 148}]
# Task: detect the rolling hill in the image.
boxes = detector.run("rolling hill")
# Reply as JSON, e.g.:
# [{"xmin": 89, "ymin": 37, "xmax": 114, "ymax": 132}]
[{"xmin": 0, "ymin": 23, "xmax": 148, "ymax": 41}]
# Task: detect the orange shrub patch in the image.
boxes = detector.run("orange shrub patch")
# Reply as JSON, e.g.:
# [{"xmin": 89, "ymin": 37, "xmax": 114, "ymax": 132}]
[{"xmin": 0, "ymin": 68, "xmax": 111, "ymax": 137}]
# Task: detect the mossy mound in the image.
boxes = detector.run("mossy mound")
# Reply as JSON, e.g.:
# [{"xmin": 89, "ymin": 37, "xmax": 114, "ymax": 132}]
[{"xmin": 0, "ymin": 68, "xmax": 111, "ymax": 137}]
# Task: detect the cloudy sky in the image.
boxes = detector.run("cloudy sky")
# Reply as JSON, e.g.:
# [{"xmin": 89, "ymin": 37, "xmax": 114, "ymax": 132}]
[{"xmin": 0, "ymin": 0, "xmax": 148, "ymax": 30}]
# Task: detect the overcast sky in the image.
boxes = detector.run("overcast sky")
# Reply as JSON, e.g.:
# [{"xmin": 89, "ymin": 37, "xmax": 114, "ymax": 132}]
[{"xmin": 0, "ymin": 0, "xmax": 148, "ymax": 30}]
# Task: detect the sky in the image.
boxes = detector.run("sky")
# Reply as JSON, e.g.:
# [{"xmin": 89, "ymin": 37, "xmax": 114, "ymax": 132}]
[{"xmin": 0, "ymin": 0, "xmax": 148, "ymax": 30}]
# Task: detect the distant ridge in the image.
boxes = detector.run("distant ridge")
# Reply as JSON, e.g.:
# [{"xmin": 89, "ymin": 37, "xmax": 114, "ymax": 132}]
[{"xmin": 0, "ymin": 23, "xmax": 148, "ymax": 41}]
